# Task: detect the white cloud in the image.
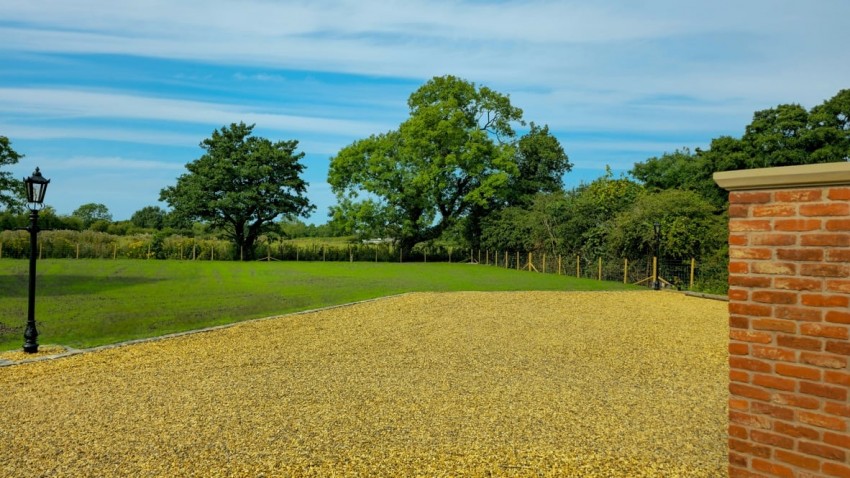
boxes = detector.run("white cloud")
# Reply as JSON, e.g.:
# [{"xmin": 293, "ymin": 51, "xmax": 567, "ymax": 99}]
[
  {"xmin": 0, "ymin": 88, "xmax": 390, "ymax": 138},
  {"xmin": 56, "ymin": 156, "xmax": 185, "ymax": 171},
  {"xmin": 2, "ymin": 0, "xmax": 847, "ymax": 102},
  {"xmin": 2, "ymin": 0, "xmax": 848, "ymax": 222},
  {"xmin": 0, "ymin": 123, "xmax": 198, "ymax": 147}
]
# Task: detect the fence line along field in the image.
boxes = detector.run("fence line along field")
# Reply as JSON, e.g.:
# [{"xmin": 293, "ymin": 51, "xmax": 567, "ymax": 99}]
[
  {"xmin": 0, "ymin": 229, "xmax": 726, "ymax": 294},
  {"xmin": 0, "ymin": 291, "xmax": 728, "ymax": 477}
]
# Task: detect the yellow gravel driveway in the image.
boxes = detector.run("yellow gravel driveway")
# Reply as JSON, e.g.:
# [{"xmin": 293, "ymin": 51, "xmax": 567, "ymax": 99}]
[{"xmin": 0, "ymin": 291, "xmax": 728, "ymax": 477}]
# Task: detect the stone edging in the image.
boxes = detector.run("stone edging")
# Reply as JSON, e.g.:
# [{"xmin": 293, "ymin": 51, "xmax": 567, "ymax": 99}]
[
  {"xmin": 0, "ymin": 293, "xmax": 413, "ymax": 368},
  {"xmin": 683, "ymin": 291, "xmax": 729, "ymax": 302}
]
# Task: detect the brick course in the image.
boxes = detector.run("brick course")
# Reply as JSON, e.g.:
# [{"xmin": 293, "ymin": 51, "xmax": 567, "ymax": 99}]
[{"xmin": 725, "ymin": 183, "xmax": 850, "ymax": 477}]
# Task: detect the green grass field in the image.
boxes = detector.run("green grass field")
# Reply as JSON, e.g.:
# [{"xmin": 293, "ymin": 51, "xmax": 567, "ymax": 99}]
[{"xmin": 0, "ymin": 259, "xmax": 634, "ymax": 351}]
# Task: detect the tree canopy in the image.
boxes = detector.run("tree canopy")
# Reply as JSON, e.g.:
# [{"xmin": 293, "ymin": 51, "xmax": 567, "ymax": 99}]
[
  {"xmin": 328, "ymin": 75, "xmax": 569, "ymax": 253},
  {"xmin": 160, "ymin": 122, "xmax": 313, "ymax": 260},
  {"xmin": 631, "ymin": 89, "xmax": 850, "ymax": 209},
  {"xmin": 72, "ymin": 203, "xmax": 112, "ymax": 228},
  {"xmin": 0, "ymin": 136, "xmax": 24, "ymax": 210},
  {"xmin": 506, "ymin": 123, "xmax": 572, "ymax": 207},
  {"xmin": 130, "ymin": 206, "xmax": 167, "ymax": 230}
]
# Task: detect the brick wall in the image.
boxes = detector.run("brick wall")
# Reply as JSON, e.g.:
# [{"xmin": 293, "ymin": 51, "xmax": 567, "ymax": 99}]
[{"xmin": 717, "ymin": 163, "xmax": 850, "ymax": 478}]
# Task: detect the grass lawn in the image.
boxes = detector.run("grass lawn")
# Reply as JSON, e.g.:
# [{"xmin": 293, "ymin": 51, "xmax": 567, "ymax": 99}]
[{"xmin": 0, "ymin": 259, "xmax": 635, "ymax": 351}]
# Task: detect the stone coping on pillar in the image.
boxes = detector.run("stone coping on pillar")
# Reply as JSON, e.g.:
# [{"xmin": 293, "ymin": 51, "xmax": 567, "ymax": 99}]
[{"xmin": 714, "ymin": 161, "xmax": 850, "ymax": 191}]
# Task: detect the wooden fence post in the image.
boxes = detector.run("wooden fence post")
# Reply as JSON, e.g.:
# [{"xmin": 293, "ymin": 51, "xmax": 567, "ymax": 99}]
[
  {"xmin": 558, "ymin": 255, "xmax": 562, "ymax": 275},
  {"xmin": 652, "ymin": 256, "xmax": 658, "ymax": 288},
  {"xmin": 542, "ymin": 253, "xmax": 546, "ymax": 273},
  {"xmin": 576, "ymin": 255, "xmax": 580, "ymax": 277},
  {"xmin": 486, "ymin": 250, "xmax": 489, "ymax": 266},
  {"xmin": 516, "ymin": 251, "xmax": 520, "ymax": 271},
  {"xmin": 505, "ymin": 251, "xmax": 508, "ymax": 268},
  {"xmin": 76, "ymin": 243, "xmax": 80, "ymax": 259},
  {"xmin": 598, "ymin": 257, "xmax": 602, "ymax": 281},
  {"xmin": 112, "ymin": 243, "xmax": 116, "ymax": 260},
  {"xmin": 623, "ymin": 258, "xmax": 628, "ymax": 284}
]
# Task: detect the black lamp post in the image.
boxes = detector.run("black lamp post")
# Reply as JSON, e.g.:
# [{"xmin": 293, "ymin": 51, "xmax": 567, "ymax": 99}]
[
  {"xmin": 653, "ymin": 221, "xmax": 661, "ymax": 291},
  {"xmin": 23, "ymin": 167, "xmax": 49, "ymax": 353}
]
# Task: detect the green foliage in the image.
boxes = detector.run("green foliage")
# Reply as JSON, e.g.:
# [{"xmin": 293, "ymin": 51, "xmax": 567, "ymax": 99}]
[
  {"xmin": 507, "ymin": 123, "xmax": 572, "ymax": 207},
  {"xmin": 160, "ymin": 122, "xmax": 313, "ymax": 260},
  {"xmin": 608, "ymin": 189, "xmax": 726, "ymax": 261},
  {"xmin": 631, "ymin": 89, "xmax": 850, "ymax": 209},
  {"xmin": 72, "ymin": 203, "xmax": 112, "ymax": 228},
  {"xmin": 278, "ymin": 218, "xmax": 345, "ymax": 239},
  {"xmin": 481, "ymin": 171, "xmax": 645, "ymax": 259},
  {"xmin": 131, "ymin": 206, "xmax": 167, "ymax": 229},
  {"xmin": 480, "ymin": 206, "xmax": 536, "ymax": 253},
  {"xmin": 0, "ymin": 136, "xmax": 24, "ymax": 210},
  {"xmin": 560, "ymin": 170, "xmax": 644, "ymax": 258},
  {"xmin": 0, "ymin": 207, "xmax": 83, "ymax": 232},
  {"xmin": 328, "ymin": 75, "xmax": 524, "ymax": 253}
]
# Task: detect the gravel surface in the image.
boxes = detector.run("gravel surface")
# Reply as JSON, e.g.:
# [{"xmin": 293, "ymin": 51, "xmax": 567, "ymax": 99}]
[{"xmin": 0, "ymin": 291, "xmax": 728, "ymax": 477}]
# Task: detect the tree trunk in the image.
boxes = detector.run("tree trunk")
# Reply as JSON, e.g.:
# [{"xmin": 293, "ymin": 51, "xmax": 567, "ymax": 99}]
[{"xmin": 398, "ymin": 236, "xmax": 418, "ymax": 261}]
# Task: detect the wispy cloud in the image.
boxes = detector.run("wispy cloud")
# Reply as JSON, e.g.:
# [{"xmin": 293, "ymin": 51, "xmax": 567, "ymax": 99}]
[
  {"xmin": 1, "ymin": 0, "xmax": 848, "ymax": 220},
  {"xmin": 0, "ymin": 123, "xmax": 198, "ymax": 147},
  {"xmin": 3, "ymin": 0, "xmax": 847, "ymax": 100},
  {"xmin": 54, "ymin": 156, "xmax": 185, "ymax": 171},
  {"xmin": 0, "ymin": 88, "xmax": 390, "ymax": 138}
]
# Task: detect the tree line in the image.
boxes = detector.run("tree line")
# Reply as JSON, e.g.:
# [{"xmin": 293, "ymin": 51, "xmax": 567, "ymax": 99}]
[{"xmin": 1, "ymin": 77, "xmax": 848, "ymax": 273}]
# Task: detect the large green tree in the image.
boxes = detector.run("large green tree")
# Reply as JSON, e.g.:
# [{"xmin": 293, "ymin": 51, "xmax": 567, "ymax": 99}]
[
  {"xmin": 481, "ymin": 169, "xmax": 644, "ymax": 258},
  {"xmin": 130, "ymin": 205, "xmax": 167, "ymax": 230},
  {"xmin": 631, "ymin": 89, "xmax": 850, "ymax": 208},
  {"xmin": 72, "ymin": 203, "xmax": 112, "ymax": 228},
  {"xmin": 607, "ymin": 189, "xmax": 726, "ymax": 261},
  {"xmin": 507, "ymin": 122, "xmax": 572, "ymax": 207},
  {"xmin": 160, "ymin": 122, "xmax": 313, "ymax": 260},
  {"xmin": 329, "ymin": 75, "xmax": 533, "ymax": 254},
  {"xmin": 0, "ymin": 136, "xmax": 24, "ymax": 210}
]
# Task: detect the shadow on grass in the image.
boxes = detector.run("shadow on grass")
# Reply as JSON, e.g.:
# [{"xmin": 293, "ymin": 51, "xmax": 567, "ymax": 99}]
[{"xmin": 0, "ymin": 274, "xmax": 163, "ymax": 297}]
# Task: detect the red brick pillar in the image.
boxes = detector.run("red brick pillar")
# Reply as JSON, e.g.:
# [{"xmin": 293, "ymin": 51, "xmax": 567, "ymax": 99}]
[{"xmin": 716, "ymin": 163, "xmax": 850, "ymax": 478}]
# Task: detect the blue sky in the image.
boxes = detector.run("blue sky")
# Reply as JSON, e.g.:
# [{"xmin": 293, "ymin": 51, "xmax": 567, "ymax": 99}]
[{"xmin": 2, "ymin": 0, "xmax": 848, "ymax": 223}]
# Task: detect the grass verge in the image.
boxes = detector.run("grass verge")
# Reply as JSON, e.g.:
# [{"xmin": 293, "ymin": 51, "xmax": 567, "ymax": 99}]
[{"xmin": 0, "ymin": 259, "xmax": 634, "ymax": 350}]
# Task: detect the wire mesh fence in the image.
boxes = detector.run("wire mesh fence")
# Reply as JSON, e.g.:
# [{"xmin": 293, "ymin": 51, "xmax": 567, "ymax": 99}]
[{"xmin": 475, "ymin": 250, "xmax": 721, "ymax": 291}]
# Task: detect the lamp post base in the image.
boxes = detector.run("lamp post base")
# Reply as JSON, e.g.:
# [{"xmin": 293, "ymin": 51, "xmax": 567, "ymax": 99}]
[{"xmin": 23, "ymin": 307, "xmax": 39, "ymax": 354}]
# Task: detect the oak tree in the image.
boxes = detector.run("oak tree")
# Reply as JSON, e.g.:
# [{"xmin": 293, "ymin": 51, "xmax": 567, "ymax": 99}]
[
  {"xmin": 160, "ymin": 122, "xmax": 313, "ymax": 260},
  {"xmin": 328, "ymin": 75, "xmax": 525, "ymax": 254}
]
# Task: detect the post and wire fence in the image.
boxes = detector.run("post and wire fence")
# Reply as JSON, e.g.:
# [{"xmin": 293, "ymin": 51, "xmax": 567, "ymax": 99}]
[{"xmin": 0, "ymin": 230, "xmax": 726, "ymax": 291}]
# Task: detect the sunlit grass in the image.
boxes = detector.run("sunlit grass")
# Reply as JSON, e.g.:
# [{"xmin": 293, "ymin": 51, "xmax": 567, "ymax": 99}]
[{"xmin": 0, "ymin": 259, "xmax": 634, "ymax": 350}]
